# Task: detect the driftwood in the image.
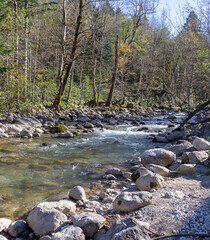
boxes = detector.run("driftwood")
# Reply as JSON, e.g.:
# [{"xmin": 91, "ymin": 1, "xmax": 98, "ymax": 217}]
[
  {"xmin": 173, "ymin": 99, "xmax": 210, "ymax": 131},
  {"xmin": 153, "ymin": 233, "xmax": 210, "ymax": 239}
]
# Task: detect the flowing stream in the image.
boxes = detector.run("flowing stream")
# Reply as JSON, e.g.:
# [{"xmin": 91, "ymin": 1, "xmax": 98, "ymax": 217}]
[{"xmin": 0, "ymin": 113, "xmax": 185, "ymax": 218}]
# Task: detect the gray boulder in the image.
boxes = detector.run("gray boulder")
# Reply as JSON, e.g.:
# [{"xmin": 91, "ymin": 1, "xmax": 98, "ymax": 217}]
[
  {"xmin": 105, "ymin": 168, "xmax": 123, "ymax": 177},
  {"xmin": 166, "ymin": 141, "xmax": 195, "ymax": 155},
  {"xmin": 50, "ymin": 225, "xmax": 85, "ymax": 240},
  {"xmin": 84, "ymin": 200, "xmax": 100, "ymax": 210},
  {"xmin": 72, "ymin": 212, "xmax": 105, "ymax": 237},
  {"xmin": 188, "ymin": 151, "xmax": 209, "ymax": 164},
  {"xmin": 136, "ymin": 173, "xmax": 164, "ymax": 191},
  {"xmin": 193, "ymin": 137, "xmax": 210, "ymax": 150},
  {"xmin": 141, "ymin": 148, "xmax": 175, "ymax": 167},
  {"xmin": 177, "ymin": 164, "xmax": 208, "ymax": 175},
  {"xmin": 20, "ymin": 129, "xmax": 33, "ymax": 138},
  {"xmin": 166, "ymin": 131, "xmax": 184, "ymax": 141},
  {"xmin": 8, "ymin": 220, "xmax": 28, "ymax": 237},
  {"xmin": 147, "ymin": 164, "xmax": 169, "ymax": 176},
  {"xmin": 100, "ymin": 217, "xmax": 151, "ymax": 240},
  {"xmin": 27, "ymin": 205, "xmax": 67, "ymax": 237},
  {"xmin": 15, "ymin": 117, "xmax": 42, "ymax": 128},
  {"xmin": 37, "ymin": 200, "xmax": 76, "ymax": 215},
  {"xmin": 0, "ymin": 236, "xmax": 8, "ymax": 240},
  {"xmin": 84, "ymin": 122, "xmax": 94, "ymax": 129},
  {"xmin": 113, "ymin": 190, "xmax": 152, "ymax": 212},
  {"xmin": 58, "ymin": 131, "xmax": 74, "ymax": 138},
  {"xmin": 69, "ymin": 186, "xmax": 86, "ymax": 201},
  {"xmin": 0, "ymin": 218, "xmax": 11, "ymax": 232}
]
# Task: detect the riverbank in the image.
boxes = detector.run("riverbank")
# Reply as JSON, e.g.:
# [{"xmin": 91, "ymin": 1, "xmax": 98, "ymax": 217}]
[{"xmin": 0, "ymin": 107, "xmax": 209, "ymax": 240}]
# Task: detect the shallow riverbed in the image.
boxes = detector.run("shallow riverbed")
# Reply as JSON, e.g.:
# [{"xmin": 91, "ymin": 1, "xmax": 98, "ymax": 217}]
[{"xmin": 0, "ymin": 115, "xmax": 183, "ymax": 218}]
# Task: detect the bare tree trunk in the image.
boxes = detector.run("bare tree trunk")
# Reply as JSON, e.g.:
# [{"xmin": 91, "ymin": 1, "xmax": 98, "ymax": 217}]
[
  {"xmin": 67, "ymin": 61, "xmax": 74, "ymax": 103},
  {"xmin": 57, "ymin": 0, "xmax": 67, "ymax": 87},
  {"xmin": 173, "ymin": 99, "xmax": 210, "ymax": 131},
  {"xmin": 24, "ymin": 0, "xmax": 28, "ymax": 97},
  {"xmin": 52, "ymin": 0, "xmax": 83, "ymax": 111},
  {"xmin": 97, "ymin": 48, "xmax": 103, "ymax": 105},
  {"xmin": 106, "ymin": 34, "xmax": 119, "ymax": 106},
  {"xmin": 92, "ymin": 32, "xmax": 97, "ymax": 105},
  {"xmin": 14, "ymin": 0, "xmax": 19, "ymax": 107}
]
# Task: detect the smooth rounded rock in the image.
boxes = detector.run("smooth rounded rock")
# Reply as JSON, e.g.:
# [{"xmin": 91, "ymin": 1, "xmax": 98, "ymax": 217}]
[
  {"xmin": 188, "ymin": 151, "xmax": 209, "ymax": 164},
  {"xmin": 147, "ymin": 164, "xmax": 170, "ymax": 176},
  {"xmin": 72, "ymin": 212, "xmax": 105, "ymax": 237},
  {"xmin": 193, "ymin": 137, "xmax": 210, "ymax": 150},
  {"xmin": 58, "ymin": 131, "xmax": 74, "ymax": 138},
  {"xmin": 69, "ymin": 186, "xmax": 86, "ymax": 201},
  {"xmin": 177, "ymin": 164, "xmax": 208, "ymax": 175},
  {"xmin": 113, "ymin": 190, "xmax": 152, "ymax": 212},
  {"xmin": 141, "ymin": 148, "xmax": 176, "ymax": 167},
  {"xmin": 136, "ymin": 173, "xmax": 164, "ymax": 191}
]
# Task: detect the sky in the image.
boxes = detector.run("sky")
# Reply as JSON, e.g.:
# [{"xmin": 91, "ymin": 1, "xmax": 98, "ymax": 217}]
[{"xmin": 157, "ymin": 0, "xmax": 198, "ymax": 33}]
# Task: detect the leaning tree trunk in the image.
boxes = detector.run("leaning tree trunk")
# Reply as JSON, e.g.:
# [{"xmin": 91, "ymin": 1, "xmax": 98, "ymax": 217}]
[
  {"xmin": 173, "ymin": 99, "xmax": 210, "ymax": 131},
  {"xmin": 52, "ymin": 0, "xmax": 83, "ymax": 111},
  {"xmin": 106, "ymin": 35, "xmax": 119, "ymax": 107}
]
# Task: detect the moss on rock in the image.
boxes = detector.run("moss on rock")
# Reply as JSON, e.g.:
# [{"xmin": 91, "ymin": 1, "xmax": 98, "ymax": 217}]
[{"xmin": 49, "ymin": 124, "xmax": 68, "ymax": 133}]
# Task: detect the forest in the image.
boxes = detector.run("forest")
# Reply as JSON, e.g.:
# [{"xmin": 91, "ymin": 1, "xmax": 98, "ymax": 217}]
[{"xmin": 0, "ymin": 0, "xmax": 209, "ymax": 113}]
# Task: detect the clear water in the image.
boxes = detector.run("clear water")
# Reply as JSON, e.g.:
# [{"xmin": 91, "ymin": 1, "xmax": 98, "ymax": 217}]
[{"xmin": 0, "ymin": 117, "xmax": 176, "ymax": 218}]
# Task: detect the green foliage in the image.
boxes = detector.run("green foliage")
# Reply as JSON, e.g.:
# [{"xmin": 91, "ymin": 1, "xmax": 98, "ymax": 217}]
[
  {"xmin": 150, "ymin": 182, "xmax": 158, "ymax": 189},
  {"xmin": 131, "ymin": 171, "xmax": 140, "ymax": 182}
]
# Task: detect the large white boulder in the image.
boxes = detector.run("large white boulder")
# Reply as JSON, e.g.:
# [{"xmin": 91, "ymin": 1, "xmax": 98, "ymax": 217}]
[
  {"xmin": 27, "ymin": 205, "xmax": 67, "ymax": 237},
  {"xmin": 141, "ymin": 148, "xmax": 175, "ymax": 167},
  {"xmin": 37, "ymin": 200, "xmax": 76, "ymax": 215},
  {"xmin": 188, "ymin": 151, "xmax": 209, "ymax": 164},
  {"xmin": 0, "ymin": 218, "xmax": 11, "ymax": 232},
  {"xmin": 72, "ymin": 212, "xmax": 105, "ymax": 237},
  {"xmin": 193, "ymin": 137, "xmax": 210, "ymax": 150},
  {"xmin": 113, "ymin": 190, "xmax": 152, "ymax": 212},
  {"xmin": 136, "ymin": 173, "xmax": 164, "ymax": 191}
]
